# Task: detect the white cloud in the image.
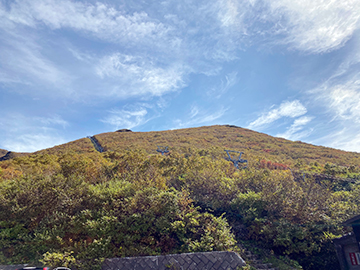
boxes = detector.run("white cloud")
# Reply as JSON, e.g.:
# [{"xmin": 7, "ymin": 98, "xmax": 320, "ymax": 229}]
[
  {"xmin": 308, "ymin": 74, "xmax": 360, "ymax": 152},
  {"xmin": 0, "ymin": 0, "xmax": 185, "ymax": 99},
  {"xmin": 5, "ymin": 0, "xmax": 358, "ymax": 58},
  {"xmin": 0, "ymin": 0, "xmax": 186, "ymax": 100},
  {"xmin": 303, "ymin": 30, "xmax": 360, "ymax": 152},
  {"xmin": 276, "ymin": 116, "xmax": 313, "ymax": 141},
  {"xmin": 0, "ymin": 0, "xmax": 244, "ymax": 101},
  {"xmin": 3, "ymin": 134, "xmax": 66, "ymax": 153},
  {"xmin": 248, "ymin": 100, "xmax": 307, "ymax": 129},
  {"xmin": 101, "ymin": 106, "xmax": 151, "ymax": 130},
  {"xmin": 95, "ymin": 53, "xmax": 185, "ymax": 98},
  {"xmin": 310, "ymin": 51, "xmax": 360, "ymax": 123},
  {"xmin": 0, "ymin": 114, "xmax": 68, "ymax": 152},
  {"xmin": 327, "ymin": 82, "xmax": 360, "ymax": 123},
  {"xmin": 265, "ymin": 0, "xmax": 360, "ymax": 53},
  {"xmin": 212, "ymin": 0, "xmax": 360, "ymax": 54},
  {"xmin": 2, "ymin": 0, "xmax": 170, "ymax": 47}
]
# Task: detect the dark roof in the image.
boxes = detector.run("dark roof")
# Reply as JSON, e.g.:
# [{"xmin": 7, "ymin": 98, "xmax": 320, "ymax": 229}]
[{"xmin": 343, "ymin": 214, "xmax": 360, "ymax": 226}]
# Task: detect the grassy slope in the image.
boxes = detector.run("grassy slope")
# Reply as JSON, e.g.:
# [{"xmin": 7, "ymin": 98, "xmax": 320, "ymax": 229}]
[{"xmin": 94, "ymin": 125, "xmax": 360, "ymax": 168}]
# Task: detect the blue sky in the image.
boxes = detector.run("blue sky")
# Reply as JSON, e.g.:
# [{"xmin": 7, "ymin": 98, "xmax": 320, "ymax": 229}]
[{"xmin": 1, "ymin": 0, "xmax": 360, "ymax": 153}]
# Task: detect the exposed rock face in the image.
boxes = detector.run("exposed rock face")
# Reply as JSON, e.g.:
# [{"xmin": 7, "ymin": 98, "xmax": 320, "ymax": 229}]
[{"xmin": 116, "ymin": 129, "xmax": 132, "ymax": 132}]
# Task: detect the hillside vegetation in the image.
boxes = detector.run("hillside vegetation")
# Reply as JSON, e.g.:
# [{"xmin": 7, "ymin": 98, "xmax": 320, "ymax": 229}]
[
  {"xmin": 0, "ymin": 125, "xmax": 359, "ymax": 269},
  {"xmin": 95, "ymin": 125, "xmax": 360, "ymax": 168},
  {"xmin": 0, "ymin": 149, "xmax": 7, "ymax": 157}
]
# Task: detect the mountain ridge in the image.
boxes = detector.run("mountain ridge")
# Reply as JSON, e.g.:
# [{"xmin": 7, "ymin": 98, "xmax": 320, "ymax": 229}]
[
  {"xmin": 2, "ymin": 125, "xmax": 359, "ymax": 182},
  {"xmin": 2, "ymin": 124, "xmax": 359, "ymax": 154},
  {"xmin": 39, "ymin": 125, "xmax": 360, "ymax": 167}
]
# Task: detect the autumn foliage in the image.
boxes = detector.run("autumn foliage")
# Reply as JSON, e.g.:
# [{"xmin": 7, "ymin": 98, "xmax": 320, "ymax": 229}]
[
  {"xmin": 259, "ymin": 160, "xmax": 288, "ymax": 170},
  {"xmin": 0, "ymin": 125, "xmax": 359, "ymax": 270}
]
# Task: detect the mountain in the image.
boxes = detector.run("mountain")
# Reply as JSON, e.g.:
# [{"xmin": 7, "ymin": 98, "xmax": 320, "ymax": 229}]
[
  {"xmin": 24, "ymin": 125, "xmax": 359, "ymax": 177},
  {"xmin": 0, "ymin": 125, "xmax": 359, "ymax": 270},
  {"xmin": 5, "ymin": 125, "xmax": 359, "ymax": 167}
]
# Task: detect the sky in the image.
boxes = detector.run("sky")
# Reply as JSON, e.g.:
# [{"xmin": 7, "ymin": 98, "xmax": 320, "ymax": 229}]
[{"xmin": 1, "ymin": 0, "xmax": 360, "ymax": 153}]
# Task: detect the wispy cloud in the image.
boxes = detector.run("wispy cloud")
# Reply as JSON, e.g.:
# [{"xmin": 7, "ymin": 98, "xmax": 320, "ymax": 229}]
[
  {"xmin": 310, "ymin": 44, "xmax": 360, "ymax": 124},
  {"xmin": 313, "ymin": 127, "xmax": 360, "ymax": 153},
  {"xmin": 95, "ymin": 53, "xmax": 185, "ymax": 98},
  {"xmin": 308, "ymin": 72, "xmax": 360, "ymax": 153},
  {"xmin": 327, "ymin": 82, "xmax": 360, "ymax": 123},
  {"xmin": 0, "ymin": 0, "xmax": 184, "ymax": 100},
  {"xmin": 0, "ymin": 0, "xmax": 244, "ymax": 102},
  {"xmin": 101, "ymin": 105, "xmax": 155, "ymax": 130},
  {"xmin": 190, "ymin": 105, "xmax": 200, "ymax": 118},
  {"xmin": 212, "ymin": 0, "xmax": 360, "ymax": 54},
  {"xmin": 265, "ymin": 0, "xmax": 360, "ymax": 53},
  {"xmin": 2, "ymin": 0, "xmax": 170, "ymax": 47},
  {"xmin": 217, "ymin": 0, "xmax": 244, "ymax": 28},
  {"xmin": 0, "ymin": 30, "xmax": 70, "ymax": 89},
  {"xmin": 302, "ymin": 29, "xmax": 360, "ymax": 152},
  {"xmin": 173, "ymin": 106, "xmax": 227, "ymax": 129},
  {"xmin": 276, "ymin": 116, "xmax": 313, "ymax": 141},
  {"xmin": 35, "ymin": 115, "xmax": 69, "ymax": 128},
  {"xmin": 248, "ymin": 100, "xmax": 307, "ymax": 130},
  {"xmin": 208, "ymin": 71, "xmax": 238, "ymax": 98}
]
